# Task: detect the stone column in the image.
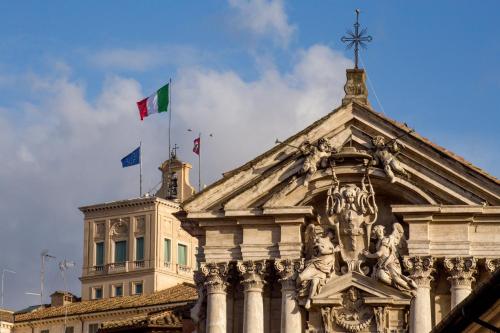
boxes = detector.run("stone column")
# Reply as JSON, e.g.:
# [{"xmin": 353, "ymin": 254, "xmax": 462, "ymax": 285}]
[
  {"xmin": 403, "ymin": 256, "xmax": 435, "ymax": 333},
  {"xmin": 237, "ymin": 260, "xmax": 268, "ymax": 333},
  {"xmin": 201, "ymin": 262, "xmax": 229, "ymax": 333},
  {"xmin": 275, "ymin": 259, "xmax": 303, "ymax": 333},
  {"xmin": 444, "ymin": 257, "xmax": 477, "ymax": 309}
]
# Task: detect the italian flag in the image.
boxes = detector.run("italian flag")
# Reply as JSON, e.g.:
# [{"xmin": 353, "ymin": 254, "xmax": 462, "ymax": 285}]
[{"xmin": 137, "ymin": 83, "xmax": 169, "ymax": 120}]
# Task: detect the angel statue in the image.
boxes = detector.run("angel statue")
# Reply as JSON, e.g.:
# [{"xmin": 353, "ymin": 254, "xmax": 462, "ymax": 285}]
[
  {"xmin": 297, "ymin": 224, "xmax": 341, "ymax": 309},
  {"xmin": 363, "ymin": 223, "xmax": 417, "ymax": 293},
  {"xmin": 299, "ymin": 138, "xmax": 334, "ymax": 186},
  {"xmin": 371, "ymin": 135, "xmax": 409, "ymax": 183}
]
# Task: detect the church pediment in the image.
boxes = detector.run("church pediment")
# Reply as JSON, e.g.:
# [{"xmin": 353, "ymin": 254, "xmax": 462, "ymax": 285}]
[
  {"xmin": 183, "ymin": 100, "xmax": 499, "ymax": 215},
  {"xmin": 312, "ymin": 271, "xmax": 412, "ymax": 306}
]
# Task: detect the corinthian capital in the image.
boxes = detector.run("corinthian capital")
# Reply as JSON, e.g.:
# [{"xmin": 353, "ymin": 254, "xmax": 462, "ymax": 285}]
[
  {"xmin": 237, "ymin": 260, "xmax": 268, "ymax": 291},
  {"xmin": 485, "ymin": 258, "xmax": 500, "ymax": 274},
  {"xmin": 444, "ymin": 257, "xmax": 477, "ymax": 288},
  {"xmin": 403, "ymin": 256, "xmax": 435, "ymax": 287},
  {"xmin": 200, "ymin": 262, "xmax": 229, "ymax": 294},
  {"xmin": 274, "ymin": 258, "xmax": 303, "ymax": 289}
]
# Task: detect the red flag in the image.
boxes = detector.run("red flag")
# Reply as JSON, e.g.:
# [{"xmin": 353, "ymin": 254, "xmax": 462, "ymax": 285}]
[{"xmin": 193, "ymin": 137, "xmax": 200, "ymax": 155}]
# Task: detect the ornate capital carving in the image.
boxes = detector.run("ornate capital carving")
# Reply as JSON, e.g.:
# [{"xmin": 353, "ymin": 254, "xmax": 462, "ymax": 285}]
[
  {"xmin": 403, "ymin": 256, "xmax": 435, "ymax": 287},
  {"xmin": 237, "ymin": 260, "xmax": 268, "ymax": 291},
  {"xmin": 444, "ymin": 257, "xmax": 477, "ymax": 288},
  {"xmin": 200, "ymin": 262, "xmax": 229, "ymax": 294},
  {"xmin": 274, "ymin": 259, "xmax": 303, "ymax": 289},
  {"xmin": 485, "ymin": 258, "xmax": 500, "ymax": 274}
]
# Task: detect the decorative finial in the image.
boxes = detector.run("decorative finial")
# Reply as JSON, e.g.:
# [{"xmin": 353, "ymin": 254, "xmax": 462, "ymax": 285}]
[{"xmin": 341, "ymin": 9, "xmax": 372, "ymax": 69}]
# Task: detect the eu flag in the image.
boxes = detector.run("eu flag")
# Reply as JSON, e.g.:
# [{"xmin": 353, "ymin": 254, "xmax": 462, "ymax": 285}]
[{"xmin": 121, "ymin": 147, "xmax": 140, "ymax": 167}]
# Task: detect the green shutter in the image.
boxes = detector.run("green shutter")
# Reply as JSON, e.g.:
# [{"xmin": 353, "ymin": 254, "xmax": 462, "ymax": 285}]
[
  {"xmin": 164, "ymin": 239, "xmax": 171, "ymax": 262},
  {"xmin": 136, "ymin": 237, "xmax": 144, "ymax": 261},
  {"xmin": 95, "ymin": 242, "xmax": 104, "ymax": 266},
  {"xmin": 178, "ymin": 244, "xmax": 187, "ymax": 266},
  {"xmin": 115, "ymin": 241, "xmax": 127, "ymax": 263}
]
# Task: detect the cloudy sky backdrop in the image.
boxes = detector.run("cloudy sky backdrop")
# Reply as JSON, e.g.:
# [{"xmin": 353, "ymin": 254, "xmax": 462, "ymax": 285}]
[{"xmin": 0, "ymin": 1, "xmax": 499, "ymax": 310}]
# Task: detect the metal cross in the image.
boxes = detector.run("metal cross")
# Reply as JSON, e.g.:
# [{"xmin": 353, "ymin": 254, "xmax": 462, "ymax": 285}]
[{"xmin": 341, "ymin": 9, "xmax": 372, "ymax": 69}]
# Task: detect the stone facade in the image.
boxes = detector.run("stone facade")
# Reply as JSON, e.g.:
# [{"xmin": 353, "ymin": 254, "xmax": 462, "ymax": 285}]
[
  {"xmin": 183, "ymin": 68, "xmax": 500, "ymax": 332},
  {"xmin": 79, "ymin": 197, "xmax": 198, "ymax": 300}
]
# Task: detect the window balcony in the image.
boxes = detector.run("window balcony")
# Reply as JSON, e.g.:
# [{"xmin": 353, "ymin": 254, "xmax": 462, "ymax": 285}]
[
  {"xmin": 87, "ymin": 261, "xmax": 150, "ymax": 275},
  {"xmin": 163, "ymin": 261, "xmax": 171, "ymax": 269},
  {"xmin": 177, "ymin": 264, "xmax": 192, "ymax": 275}
]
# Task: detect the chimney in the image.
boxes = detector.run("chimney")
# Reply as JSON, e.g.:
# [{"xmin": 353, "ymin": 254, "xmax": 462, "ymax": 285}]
[
  {"xmin": 50, "ymin": 291, "xmax": 77, "ymax": 307},
  {"xmin": 156, "ymin": 155, "xmax": 196, "ymax": 202}
]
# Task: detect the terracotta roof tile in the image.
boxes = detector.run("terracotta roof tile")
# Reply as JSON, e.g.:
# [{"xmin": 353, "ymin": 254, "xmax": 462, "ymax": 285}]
[
  {"xmin": 14, "ymin": 283, "xmax": 197, "ymax": 322},
  {"xmin": 100, "ymin": 309, "xmax": 182, "ymax": 330}
]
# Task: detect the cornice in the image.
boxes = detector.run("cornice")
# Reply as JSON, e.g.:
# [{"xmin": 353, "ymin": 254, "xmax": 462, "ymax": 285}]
[{"xmin": 79, "ymin": 197, "xmax": 180, "ymax": 214}]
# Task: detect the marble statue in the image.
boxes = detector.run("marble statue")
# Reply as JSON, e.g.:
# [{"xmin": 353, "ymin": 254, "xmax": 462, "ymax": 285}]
[
  {"xmin": 300, "ymin": 138, "xmax": 334, "ymax": 186},
  {"xmin": 371, "ymin": 135, "xmax": 409, "ymax": 183},
  {"xmin": 363, "ymin": 223, "xmax": 417, "ymax": 293},
  {"xmin": 297, "ymin": 226, "xmax": 341, "ymax": 309}
]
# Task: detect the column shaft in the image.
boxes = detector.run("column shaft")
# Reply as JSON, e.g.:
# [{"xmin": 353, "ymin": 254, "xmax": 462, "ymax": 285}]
[
  {"xmin": 275, "ymin": 259, "xmax": 303, "ymax": 333},
  {"xmin": 238, "ymin": 260, "xmax": 268, "ymax": 333},
  {"xmin": 206, "ymin": 291, "xmax": 227, "ymax": 333},
  {"xmin": 201, "ymin": 263, "xmax": 229, "ymax": 333},
  {"xmin": 403, "ymin": 256, "xmax": 435, "ymax": 333}
]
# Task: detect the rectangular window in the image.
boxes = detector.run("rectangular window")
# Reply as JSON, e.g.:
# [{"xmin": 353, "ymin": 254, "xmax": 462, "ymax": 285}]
[
  {"xmin": 114, "ymin": 240, "xmax": 127, "ymax": 263},
  {"xmin": 164, "ymin": 238, "xmax": 171, "ymax": 263},
  {"xmin": 114, "ymin": 285, "xmax": 123, "ymax": 297},
  {"xmin": 95, "ymin": 242, "xmax": 104, "ymax": 266},
  {"xmin": 41, "ymin": 330, "xmax": 49, "ymax": 333},
  {"xmin": 88, "ymin": 324, "xmax": 99, "ymax": 333},
  {"xmin": 134, "ymin": 282, "xmax": 143, "ymax": 295},
  {"xmin": 135, "ymin": 237, "xmax": 144, "ymax": 261},
  {"xmin": 93, "ymin": 287, "xmax": 103, "ymax": 299},
  {"xmin": 177, "ymin": 244, "xmax": 188, "ymax": 266},
  {"xmin": 65, "ymin": 327, "xmax": 74, "ymax": 333}
]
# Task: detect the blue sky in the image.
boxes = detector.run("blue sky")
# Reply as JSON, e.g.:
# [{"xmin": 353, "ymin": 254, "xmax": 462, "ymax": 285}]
[{"xmin": 0, "ymin": 1, "xmax": 499, "ymax": 310}]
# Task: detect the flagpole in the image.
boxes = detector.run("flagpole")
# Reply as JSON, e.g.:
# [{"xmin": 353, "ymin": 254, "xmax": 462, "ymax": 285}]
[
  {"xmin": 168, "ymin": 78, "xmax": 172, "ymax": 159},
  {"xmin": 198, "ymin": 132, "xmax": 201, "ymax": 192},
  {"xmin": 139, "ymin": 141, "xmax": 142, "ymax": 197}
]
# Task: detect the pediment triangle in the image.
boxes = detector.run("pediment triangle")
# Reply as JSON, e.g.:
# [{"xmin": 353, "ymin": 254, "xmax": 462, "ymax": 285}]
[
  {"xmin": 313, "ymin": 271, "xmax": 412, "ymax": 304},
  {"xmin": 184, "ymin": 102, "xmax": 500, "ymax": 213}
]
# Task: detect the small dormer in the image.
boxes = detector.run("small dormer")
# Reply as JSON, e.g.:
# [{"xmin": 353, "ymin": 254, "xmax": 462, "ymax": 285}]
[{"xmin": 50, "ymin": 291, "xmax": 78, "ymax": 307}]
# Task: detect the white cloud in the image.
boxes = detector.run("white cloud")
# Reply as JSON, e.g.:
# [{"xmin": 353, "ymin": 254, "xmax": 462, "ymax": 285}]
[
  {"xmin": 89, "ymin": 45, "xmax": 205, "ymax": 71},
  {"xmin": 228, "ymin": 0, "xmax": 296, "ymax": 47},
  {"xmin": 0, "ymin": 44, "xmax": 350, "ymax": 310}
]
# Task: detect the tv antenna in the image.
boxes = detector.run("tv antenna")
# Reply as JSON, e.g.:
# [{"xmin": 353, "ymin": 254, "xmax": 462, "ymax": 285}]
[
  {"xmin": 40, "ymin": 250, "xmax": 56, "ymax": 307},
  {"xmin": 1, "ymin": 268, "xmax": 16, "ymax": 307}
]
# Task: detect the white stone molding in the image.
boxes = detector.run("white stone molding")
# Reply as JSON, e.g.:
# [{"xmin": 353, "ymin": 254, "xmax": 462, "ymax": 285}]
[
  {"xmin": 373, "ymin": 306, "xmax": 388, "ymax": 333},
  {"xmin": 403, "ymin": 256, "xmax": 435, "ymax": 287},
  {"xmin": 201, "ymin": 262, "xmax": 229, "ymax": 294},
  {"xmin": 485, "ymin": 258, "xmax": 500, "ymax": 274},
  {"xmin": 237, "ymin": 260, "xmax": 268, "ymax": 333},
  {"xmin": 403, "ymin": 256, "xmax": 435, "ymax": 333},
  {"xmin": 109, "ymin": 218, "xmax": 129, "ymax": 239},
  {"xmin": 275, "ymin": 259, "xmax": 303, "ymax": 333},
  {"xmin": 200, "ymin": 262, "xmax": 229, "ymax": 333},
  {"xmin": 237, "ymin": 260, "xmax": 268, "ymax": 291},
  {"xmin": 444, "ymin": 257, "xmax": 477, "ymax": 308}
]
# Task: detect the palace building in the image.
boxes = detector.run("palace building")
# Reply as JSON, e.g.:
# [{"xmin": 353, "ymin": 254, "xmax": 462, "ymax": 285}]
[{"xmin": 0, "ymin": 156, "xmax": 200, "ymax": 333}]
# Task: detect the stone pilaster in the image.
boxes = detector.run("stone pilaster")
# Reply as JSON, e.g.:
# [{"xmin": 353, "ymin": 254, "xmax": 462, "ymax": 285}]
[
  {"xmin": 444, "ymin": 257, "xmax": 477, "ymax": 309},
  {"xmin": 201, "ymin": 262, "xmax": 229, "ymax": 333},
  {"xmin": 275, "ymin": 259, "xmax": 303, "ymax": 333},
  {"xmin": 403, "ymin": 256, "xmax": 435, "ymax": 333},
  {"xmin": 485, "ymin": 258, "xmax": 500, "ymax": 275},
  {"xmin": 237, "ymin": 260, "xmax": 268, "ymax": 333}
]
